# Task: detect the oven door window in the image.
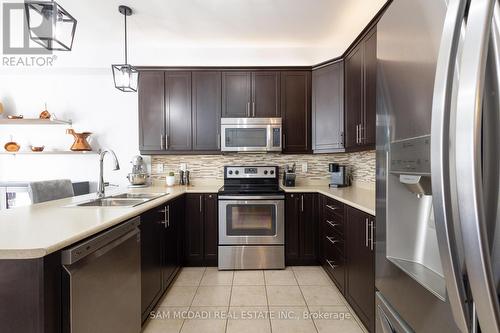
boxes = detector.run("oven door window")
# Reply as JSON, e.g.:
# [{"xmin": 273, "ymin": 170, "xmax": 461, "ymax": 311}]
[
  {"xmin": 225, "ymin": 128, "xmax": 267, "ymax": 148},
  {"xmin": 226, "ymin": 204, "xmax": 276, "ymax": 236}
]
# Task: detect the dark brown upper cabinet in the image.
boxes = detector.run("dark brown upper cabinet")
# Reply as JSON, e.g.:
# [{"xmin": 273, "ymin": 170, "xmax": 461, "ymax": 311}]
[
  {"xmin": 252, "ymin": 72, "xmax": 280, "ymax": 117},
  {"xmin": 165, "ymin": 71, "xmax": 192, "ymax": 151},
  {"xmin": 345, "ymin": 27, "xmax": 376, "ymax": 151},
  {"xmin": 222, "ymin": 71, "xmax": 280, "ymax": 118},
  {"xmin": 139, "ymin": 71, "xmax": 165, "ymax": 151},
  {"xmin": 192, "ymin": 72, "xmax": 222, "ymax": 151},
  {"xmin": 312, "ymin": 61, "xmax": 345, "ymax": 153},
  {"xmin": 280, "ymin": 71, "xmax": 311, "ymax": 153},
  {"xmin": 222, "ymin": 72, "xmax": 252, "ymax": 117}
]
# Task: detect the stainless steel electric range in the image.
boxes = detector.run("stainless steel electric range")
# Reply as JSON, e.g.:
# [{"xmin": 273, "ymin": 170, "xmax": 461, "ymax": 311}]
[{"xmin": 218, "ymin": 166, "xmax": 285, "ymax": 270}]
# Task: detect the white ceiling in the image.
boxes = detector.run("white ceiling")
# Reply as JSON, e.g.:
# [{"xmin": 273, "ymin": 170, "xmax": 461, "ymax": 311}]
[{"xmin": 2, "ymin": 0, "xmax": 388, "ymax": 68}]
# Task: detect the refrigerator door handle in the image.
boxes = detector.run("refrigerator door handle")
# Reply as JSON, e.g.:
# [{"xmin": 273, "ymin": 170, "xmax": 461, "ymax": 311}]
[
  {"xmin": 455, "ymin": 0, "xmax": 500, "ymax": 332},
  {"xmin": 430, "ymin": 0, "xmax": 471, "ymax": 331}
]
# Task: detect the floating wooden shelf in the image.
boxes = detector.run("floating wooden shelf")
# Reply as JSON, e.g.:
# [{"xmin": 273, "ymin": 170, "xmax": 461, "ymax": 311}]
[
  {"xmin": 0, "ymin": 150, "xmax": 97, "ymax": 155},
  {"xmin": 0, "ymin": 118, "xmax": 72, "ymax": 125}
]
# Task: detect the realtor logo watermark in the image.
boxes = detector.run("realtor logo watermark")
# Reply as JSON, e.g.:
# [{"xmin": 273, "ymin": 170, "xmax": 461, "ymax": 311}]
[{"xmin": 2, "ymin": 2, "xmax": 56, "ymax": 66}]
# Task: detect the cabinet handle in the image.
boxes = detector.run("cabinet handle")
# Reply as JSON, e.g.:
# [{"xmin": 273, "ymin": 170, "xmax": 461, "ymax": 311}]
[
  {"xmin": 326, "ymin": 220, "xmax": 340, "ymax": 228},
  {"xmin": 325, "ymin": 204, "xmax": 338, "ymax": 211},
  {"xmin": 365, "ymin": 218, "xmax": 369, "ymax": 247},
  {"xmin": 167, "ymin": 205, "xmax": 170, "ymax": 228},
  {"xmin": 199, "ymin": 195, "xmax": 203, "ymax": 213},
  {"xmin": 326, "ymin": 236, "xmax": 341, "ymax": 245},
  {"xmin": 370, "ymin": 220, "xmax": 375, "ymax": 251},
  {"xmin": 252, "ymin": 102, "xmax": 255, "ymax": 117},
  {"xmin": 301, "ymin": 195, "xmax": 304, "ymax": 212},
  {"xmin": 356, "ymin": 124, "xmax": 359, "ymax": 144},
  {"xmin": 360, "ymin": 124, "xmax": 365, "ymax": 144},
  {"xmin": 247, "ymin": 102, "xmax": 250, "ymax": 117},
  {"xmin": 326, "ymin": 259, "xmax": 339, "ymax": 269},
  {"xmin": 159, "ymin": 207, "xmax": 168, "ymax": 229},
  {"xmin": 160, "ymin": 134, "xmax": 165, "ymax": 150}
]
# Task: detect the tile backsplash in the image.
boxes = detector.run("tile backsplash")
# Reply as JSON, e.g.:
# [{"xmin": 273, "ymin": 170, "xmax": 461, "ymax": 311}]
[{"xmin": 151, "ymin": 151, "xmax": 375, "ymax": 184}]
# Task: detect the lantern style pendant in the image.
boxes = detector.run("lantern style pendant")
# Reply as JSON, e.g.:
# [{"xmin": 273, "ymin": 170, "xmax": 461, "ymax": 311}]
[
  {"xmin": 25, "ymin": 1, "xmax": 77, "ymax": 51},
  {"xmin": 112, "ymin": 5, "xmax": 138, "ymax": 92}
]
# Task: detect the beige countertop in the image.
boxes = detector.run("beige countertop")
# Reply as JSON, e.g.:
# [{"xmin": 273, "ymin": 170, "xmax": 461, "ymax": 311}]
[
  {"xmin": 281, "ymin": 184, "xmax": 375, "ymax": 216},
  {"xmin": 0, "ymin": 184, "xmax": 220, "ymax": 260},
  {"xmin": 0, "ymin": 181, "xmax": 374, "ymax": 260}
]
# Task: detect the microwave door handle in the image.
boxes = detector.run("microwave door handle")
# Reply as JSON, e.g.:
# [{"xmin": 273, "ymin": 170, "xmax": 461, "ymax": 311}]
[
  {"xmin": 455, "ymin": 0, "xmax": 500, "ymax": 332},
  {"xmin": 430, "ymin": 0, "xmax": 471, "ymax": 331}
]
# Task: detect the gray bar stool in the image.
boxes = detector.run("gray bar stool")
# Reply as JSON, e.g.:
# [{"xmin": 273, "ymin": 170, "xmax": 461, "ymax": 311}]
[{"xmin": 28, "ymin": 179, "xmax": 75, "ymax": 204}]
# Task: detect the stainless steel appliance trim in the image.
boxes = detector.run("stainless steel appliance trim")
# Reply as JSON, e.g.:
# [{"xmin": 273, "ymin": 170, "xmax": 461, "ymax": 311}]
[
  {"xmin": 376, "ymin": 292, "xmax": 414, "ymax": 333},
  {"xmin": 218, "ymin": 195, "xmax": 285, "ymax": 200},
  {"xmin": 61, "ymin": 217, "xmax": 140, "ymax": 265},
  {"xmin": 220, "ymin": 122, "xmax": 282, "ymax": 152},
  {"xmin": 221, "ymin": 117, "xmax": 282, "ymax": 125},
  {"xmin": 218, "ymin": 245, "xmax": 285, "ymax": 270},
  {"xmin": 218, "ymin": 199, "xmax": 284, "ymax": 245},
  {"xmin": 455, "ymin": 0, "xmax": 500, "ymax": 332}
]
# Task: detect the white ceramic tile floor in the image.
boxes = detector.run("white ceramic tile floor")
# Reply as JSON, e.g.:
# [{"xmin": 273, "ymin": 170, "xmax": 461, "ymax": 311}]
[{"xmin": 142, "ymin": 266, "xmax": 366, "ymax": 333}]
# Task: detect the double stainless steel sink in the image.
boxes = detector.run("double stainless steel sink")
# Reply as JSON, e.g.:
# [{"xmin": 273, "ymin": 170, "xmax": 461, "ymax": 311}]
[{"xmin": 73, "ymin": 193, "xmax": 169, "ymax": 207}]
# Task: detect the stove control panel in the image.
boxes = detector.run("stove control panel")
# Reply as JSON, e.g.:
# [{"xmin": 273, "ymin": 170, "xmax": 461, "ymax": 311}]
[{"xmin": 225, "ymin": 166, "xmax": 278, "ymax": 178}]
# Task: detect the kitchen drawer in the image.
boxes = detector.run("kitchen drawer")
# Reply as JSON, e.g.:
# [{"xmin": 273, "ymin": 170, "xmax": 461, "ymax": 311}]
[
  {"xmin": 323, "ymin": 196, "xmax": 345, "ymax": 219},
  {"xmin": 323, "ymin": 238, "xmax": 345, "ymax": 293},
  {"xmin": 323, "ymin": 215, "xmax": 344, "ymax": 237},
  {"xmin": 323, "ymin": 230, "xmax": 344, "ymax": 255}
]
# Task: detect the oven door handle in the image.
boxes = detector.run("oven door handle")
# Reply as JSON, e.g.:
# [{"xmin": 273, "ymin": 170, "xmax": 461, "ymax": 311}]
[{"xmin": 218, "ymin": 195, "xmax": 285, "ymax": 200}]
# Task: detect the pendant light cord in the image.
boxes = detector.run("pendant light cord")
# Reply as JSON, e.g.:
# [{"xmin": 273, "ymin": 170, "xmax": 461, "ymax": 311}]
[{"xmin": 124, "ymin": 13, "xmax": 128, "ymax": 64}]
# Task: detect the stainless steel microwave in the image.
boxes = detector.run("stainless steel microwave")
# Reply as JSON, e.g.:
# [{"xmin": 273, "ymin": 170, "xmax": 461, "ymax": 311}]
[{"xmin": 220, "ymin": 118, "xmax": 282, "ymax": 152}]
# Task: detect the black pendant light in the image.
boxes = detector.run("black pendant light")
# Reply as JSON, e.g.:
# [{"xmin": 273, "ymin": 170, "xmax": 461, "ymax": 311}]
[
  {"xmin": 25, "ymin": 1, "xmax": 77, "ymax": 51},
  {"xmin": 112, "ymin": 5, "xmax": 138, "ymax": 92}
]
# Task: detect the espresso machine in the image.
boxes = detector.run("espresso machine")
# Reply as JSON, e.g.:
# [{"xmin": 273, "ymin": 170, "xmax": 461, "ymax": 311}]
[{"xmin": 329, "ymin": 163, "xmax": 350, "ymax": 188}]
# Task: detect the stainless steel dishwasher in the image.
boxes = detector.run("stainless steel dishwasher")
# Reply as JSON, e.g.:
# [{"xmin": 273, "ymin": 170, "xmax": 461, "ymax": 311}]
[{"xmin": 61, "ymin": 217, "xmax": 141, "ymax": 333}]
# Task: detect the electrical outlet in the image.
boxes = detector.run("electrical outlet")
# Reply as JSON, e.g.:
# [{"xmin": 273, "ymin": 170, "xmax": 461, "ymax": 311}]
[
  {"xmin": 156, "ymin": 164, "xmax": 164, "ymax": 173},
  {"xmin": 180, "ymin": 163, "xmax": 187, "ymax": 171},
  {"xmin": 301, "ymin": 162, "xmax": 308, "ymax": 173}
]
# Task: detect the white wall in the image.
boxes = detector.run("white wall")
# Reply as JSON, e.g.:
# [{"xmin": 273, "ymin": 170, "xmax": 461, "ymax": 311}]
[{"xmin": 0, "ymin": 69, "xmax": 141, "ymax": 187}]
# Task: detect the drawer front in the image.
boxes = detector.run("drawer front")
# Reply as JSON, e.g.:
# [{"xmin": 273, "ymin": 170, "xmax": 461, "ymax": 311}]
[
  {"xmin": 323, "ymin": 238, "xmax": 345, "ymax": 293},
  {"xmin": 323, "ymin": 196, "xmax": 344, "ymax": 219},
  {"xmin": 323, "ymin": 213, "xmax": 344, "ymax": 236}
]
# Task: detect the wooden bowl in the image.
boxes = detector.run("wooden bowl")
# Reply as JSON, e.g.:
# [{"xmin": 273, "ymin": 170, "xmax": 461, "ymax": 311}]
[
  {"xmin": 4, "ymin": 142, "xmax": 20, "ymax": 152},
  {"xmin": 30, "ymin": 146, "xmax": 45, "ymax": 152}
]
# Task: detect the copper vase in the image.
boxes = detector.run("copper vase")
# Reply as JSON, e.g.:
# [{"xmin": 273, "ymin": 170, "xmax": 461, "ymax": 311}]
[{"xmin": 66, "ymin": 129, "xmax": 92, "ymax": 151}]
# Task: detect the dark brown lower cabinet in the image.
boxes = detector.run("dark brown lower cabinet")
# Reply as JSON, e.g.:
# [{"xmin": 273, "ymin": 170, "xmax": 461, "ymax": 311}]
[
  {"xmin": 184, "ymin": 193, "xmax": 218, "ymax": 266},
  {"xmin": 140, "ymin": 207, "xmax": 164, "ymax": 321},
  {"xmin": 346, "ymin": 206, "xmax": 375, "ymax": 333},
  {"xmin": 285, "ymin": 193, "xmax": 317, "ymax": 265},
  {"xmin": 320, "ymin": 195, "xmax": 346, "ymax": 293},
  {"xmin": 140, "ymin": 197, "xmax": 184, "ymax": 322}
]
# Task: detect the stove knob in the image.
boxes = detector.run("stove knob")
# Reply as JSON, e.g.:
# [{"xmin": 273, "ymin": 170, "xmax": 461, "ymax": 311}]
[
  {"xmin": 264, "ymin": 170, "xmax": 268, "ymax": 175},
  {"xmin": 270, "ymin": 170, "xmax": 275, "ymax": 175},
  {"xmin": 235, "ymin": 170, "xmax": 239, "ymax": 175},
  {"xmin": 228, "ymin": 170, "xmax": 233, "ymax": 175}
]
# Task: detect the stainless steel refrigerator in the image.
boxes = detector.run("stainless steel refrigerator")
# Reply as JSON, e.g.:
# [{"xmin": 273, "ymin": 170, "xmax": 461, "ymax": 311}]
[{"xmin": 376, "ymin": 0, "xmax": 500, "ymax": 332}]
